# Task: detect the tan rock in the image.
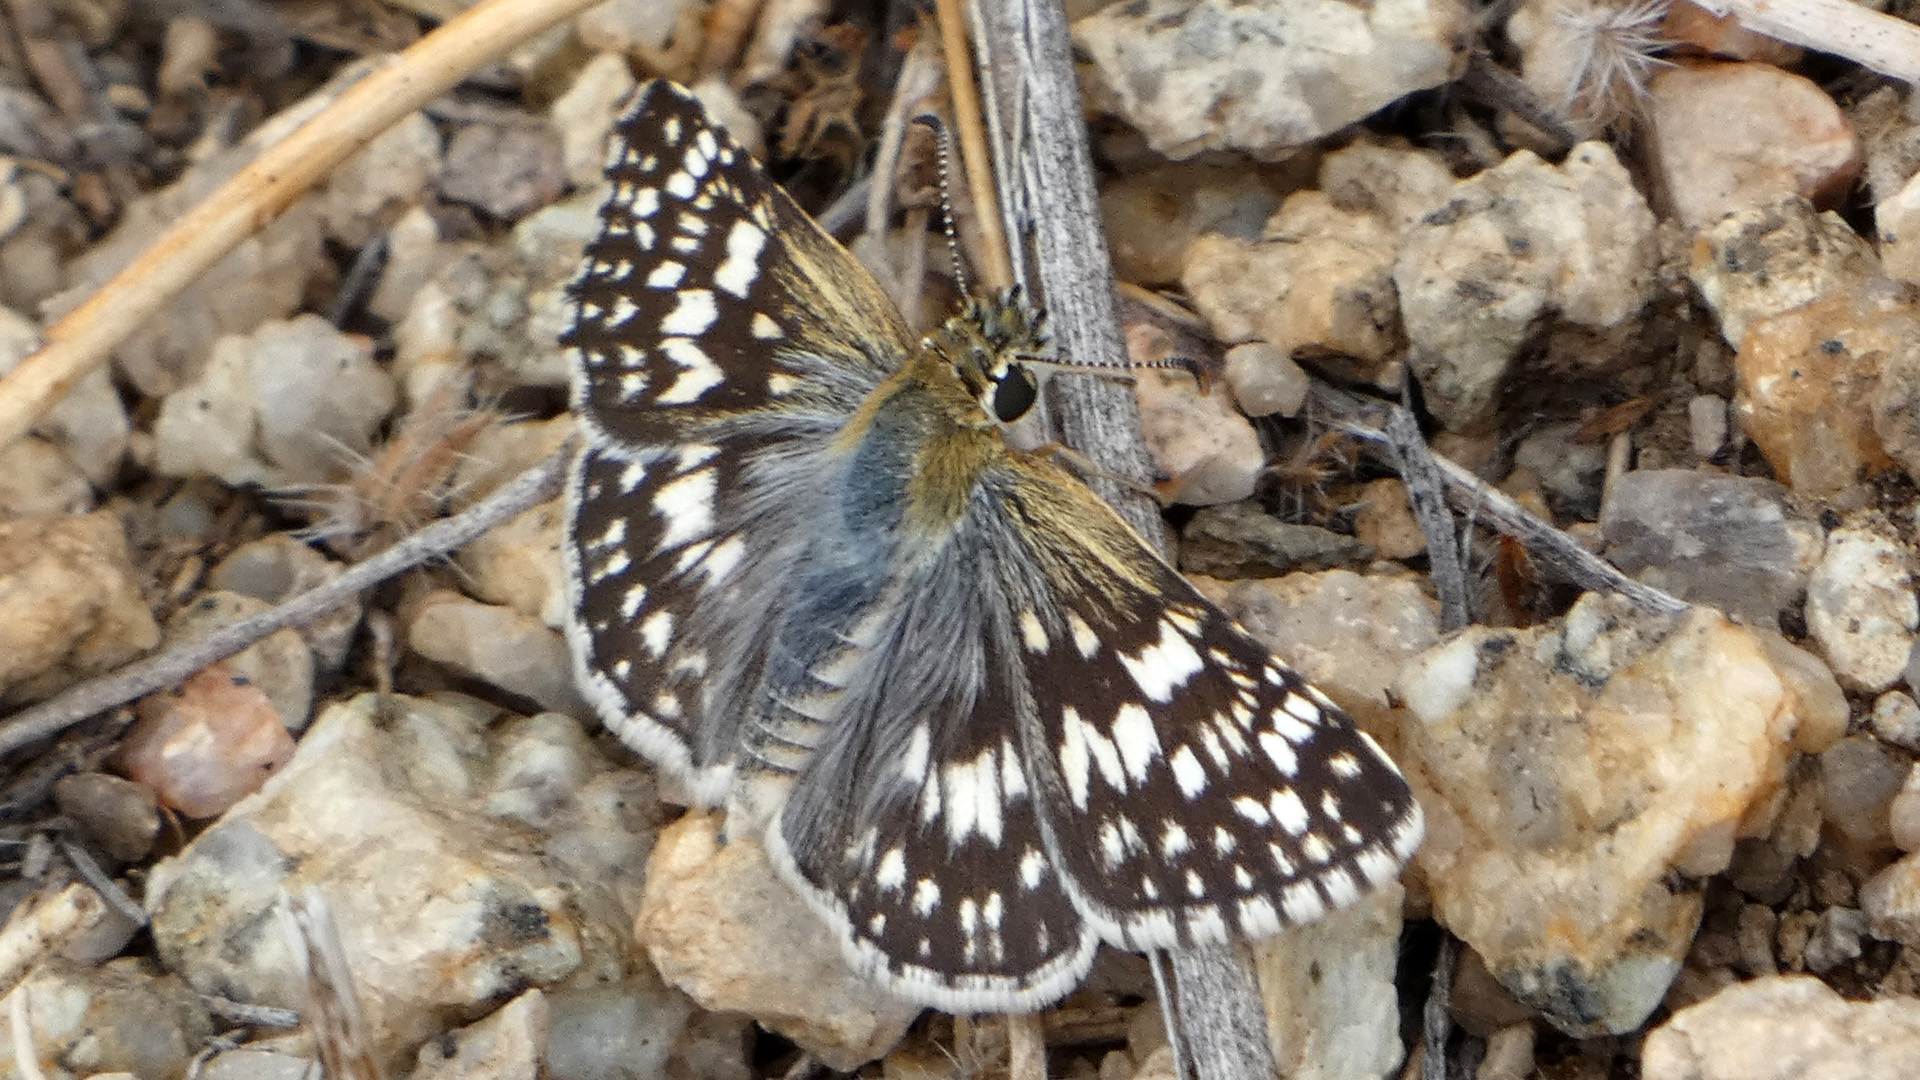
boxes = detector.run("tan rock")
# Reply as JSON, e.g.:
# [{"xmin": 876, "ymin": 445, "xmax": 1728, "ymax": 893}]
[
  {"xmin": 0, "ymin": 511, "xmax": 159, "ymax": 705},
  {"xmin": 1182, "ymin": 192, "xmax": 1404, "ymax": 386},
  {"xmin": 638, "ymin": 814, "xmax": 919, "ymax": 1070},
  {"xmin": 1733, "ymin": 290, "xmax": 1911, "ymax": 498},
  {"xmin": 1642, "ymin": 975, "xmax": 1920, "ymax": 1080},
  {"xmin": 1647, "ymin": 62, "xmax": 1859, "ymax": 228}
]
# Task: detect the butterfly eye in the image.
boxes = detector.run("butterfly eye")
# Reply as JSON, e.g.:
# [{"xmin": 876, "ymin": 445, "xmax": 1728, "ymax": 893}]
[{"xmin": 990, "ymin": 363, "xmax": 1038, "ymax": 423}]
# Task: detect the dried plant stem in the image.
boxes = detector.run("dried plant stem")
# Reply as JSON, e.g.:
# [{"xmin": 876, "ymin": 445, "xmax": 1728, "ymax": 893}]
[
  {"xmin": 0, "ymin": 0, "xmax": 603, "ymax": 453},
  {"xmin": 1691, "ymin": 0, "xmax": 1920, "ymax": 83},
  {"xmin": 0, "ymin": 884, "xmax": 105, "ymax": 999},
  {"xmin": 0, "ymin": 446, "xmax": 572, "ymax": 760},
  {"xmin": 934, "ymin": 0, "xmax": 1012, "ymax": 291},
  {"xmin": 1313, "ymin": 386, "xmax": 1686, "ymax": 616}
]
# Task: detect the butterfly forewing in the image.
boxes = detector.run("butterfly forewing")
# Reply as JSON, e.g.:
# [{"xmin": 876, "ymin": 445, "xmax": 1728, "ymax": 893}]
[
  {"xmin": 566, "ymin": 80, "xmax": 908, "ymax": 446},
  {"xmin": 565, "ymin": 81, "xmax": 913, "ymax": 797},
  {"xmin": 565, "ymin": 78, "xmax": 1423, "ymax": 1012}
]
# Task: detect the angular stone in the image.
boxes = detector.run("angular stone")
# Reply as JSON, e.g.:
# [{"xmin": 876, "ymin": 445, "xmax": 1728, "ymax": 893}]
[
  {"xmin": 1395, "ymin": 594, "xmax": 1816, "ymax": 1035},
  {"xmin": 1642, "ymin": 975, "xmax": 1920, "ymax": 1080},
  {"xmin": 1599, "ymin": 469, "xmax": 1820, "ymax": 624},
  {"xmin": 1075, "ymin": 0, "xmax": 1469, "ymax": 160}
]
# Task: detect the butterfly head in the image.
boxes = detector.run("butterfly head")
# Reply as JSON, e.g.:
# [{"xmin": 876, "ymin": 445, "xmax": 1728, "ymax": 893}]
[{"xmin": 926, "ymin": 289, "xmax": 1047, "ymax": 426}]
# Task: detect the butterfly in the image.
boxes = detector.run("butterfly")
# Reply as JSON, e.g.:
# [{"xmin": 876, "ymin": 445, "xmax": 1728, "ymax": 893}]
[{"xmin": 561, "ymin": 80, "xmax": 1422, "ymax": 1013}]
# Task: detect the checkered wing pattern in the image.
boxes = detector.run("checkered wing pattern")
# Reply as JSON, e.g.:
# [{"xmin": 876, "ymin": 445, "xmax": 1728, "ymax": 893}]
[
  {"xmin": 564, "ymin": 81, "xmax": 912, "ymax": 797},
  {"xmin": 988, "ymin": 458, "xmax": 1424, "ymax": 952},
  {"xmin": 564, "ymin": 79, "xmax": 1423, "ymax": 1014}
]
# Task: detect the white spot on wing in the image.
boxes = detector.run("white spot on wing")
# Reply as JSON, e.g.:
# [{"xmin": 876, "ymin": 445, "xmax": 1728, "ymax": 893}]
[
  {"xmin": 639, "ymin": 611, "xmax": 674, "ymax": 659},
  {"xmin": 660, "ymin": 289, "xmax": 718, "ymax": 335},
  {"xmin": 1269, "ymin": 789, "xmax": 1310, "ymax": 835},
  {"xmin": 876, "ymin": 848, "xmax": 906, "ymax": 892},
  {"xmin": 714, "ymin": 221, "xmax": 767, "ymax": 297},
  {"xmin": 1119, "ymin": 620, "xmax": 1206, "ymax": 702},
  {"xmin": 1169, "ymin": 745, "xmax": 1207, "ymax": 798},
  {"xmin": 656, "ymin": 339, "xmax": 724, "ymax": 403},
  {"xmin": 651, "ymin": 467, "xmax": 716, "ymax": 551},
  {"xmin": 1110, "ymin": 703, "xmax": 1162, "ymax": 784}
]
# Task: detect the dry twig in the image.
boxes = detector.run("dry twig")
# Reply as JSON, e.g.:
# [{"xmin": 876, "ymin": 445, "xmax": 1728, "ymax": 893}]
[{"xmin": 0, "ymin": 446, "xmax": 572, "ymax": 760}]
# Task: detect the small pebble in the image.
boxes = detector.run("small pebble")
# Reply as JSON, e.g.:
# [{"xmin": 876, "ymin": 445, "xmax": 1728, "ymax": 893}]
[
  {"xmin": 1689, "ymin": 394, "xmax": 1729, "ymax": 457},
  {"xmin": 1890, "ymin": 766, "xmax": 1920, "ymax": 854},
  {"xmin": 53, "ymin": 773, "xmax": 160, "ymax": 863},
  {"xmin": 1873, "ymin": 690, "xmax": 1920, "ymax": 753},
  {"xmin": 114, "ymin": 665, "xmax": 294, "ymax": 818}
]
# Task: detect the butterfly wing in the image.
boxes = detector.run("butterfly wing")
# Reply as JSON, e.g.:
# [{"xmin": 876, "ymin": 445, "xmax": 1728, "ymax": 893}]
[
  {"xmin": 766, "ymin": 503, "xmax": 1101, "ymax": 1013},
  {"xmin": 988, "ymin": 456, "xmax": 1425, "ymax": 952},
  {"xmin": 564, "ymin": 81, "xmax": 917, "ymax": 798}
]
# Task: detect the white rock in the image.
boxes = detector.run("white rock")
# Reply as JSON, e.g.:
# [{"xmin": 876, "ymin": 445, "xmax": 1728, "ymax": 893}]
[
  {"xmin": 1223, "ymin": 342, "xmax": 1311, "ymax": 418},
  {"xmin": 153, "ymin": 315, "xmax": 397, "ymax": 488},
  {"xmin": 1690, "ymin": 394, "xmax": 1729, "ymax": 457},
  {"xmin": 1889, "ymin": 765, "xmax": 1920, "ymax": 854},
  {"xmin": 1878, "ymin": 165, "xmax": 1920, "ymax": 287},
  {"xmin": 1642, "ymin": 975, "xmax": 1920, "ymax": 1080},
  {"xmin": 1876, "ymin": 691, "xmax": 1920, "ymax": 754},
  {"xmin": 1806, "ymin": 525, "xmax": 1917, "ymax": 693},
  {"xmin": 0, "ymin": 435, "xmax": 92, "ymax": 517},
  {"xmin": 1395, "ymin": 593, "xmax": 1813, "ymax": 1035},
  {"xmin": 1075, "ymin": 0, "xmax": 1469, "ymax": 159},
  {"xmin": 147, "ymin": 695, "xmax": 650, "ymax": 1074},
  {"xmin": 1256, "ymin": 884, "xmax": 1407, "ymax": 1080}
]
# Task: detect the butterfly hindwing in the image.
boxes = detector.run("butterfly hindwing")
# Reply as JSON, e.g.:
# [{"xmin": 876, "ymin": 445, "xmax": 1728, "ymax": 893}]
[
  {"xmin": 767, "ymin": 532, "xmax": 1099, "ymax": 1011},
  {"xmin": 986, "ymin": 457, "xmax": 1425, "ymax": 951}
]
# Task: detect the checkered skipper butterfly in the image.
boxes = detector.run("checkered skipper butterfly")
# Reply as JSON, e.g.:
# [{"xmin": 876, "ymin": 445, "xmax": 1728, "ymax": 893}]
[{"xmin": 563, "ymin": 80, "xmax": 1423, "ymax": 1012}]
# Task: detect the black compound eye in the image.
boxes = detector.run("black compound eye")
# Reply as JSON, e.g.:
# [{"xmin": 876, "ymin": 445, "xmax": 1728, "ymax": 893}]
[{"xmin": 991, "ymin": 363, "xmax": 1039, "ymax": 423}]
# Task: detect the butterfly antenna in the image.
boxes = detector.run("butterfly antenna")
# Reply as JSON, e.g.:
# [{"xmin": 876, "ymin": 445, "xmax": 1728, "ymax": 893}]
[{"xmin": 913, "ymin": 112, "xmax": 972, "ymax": 300}]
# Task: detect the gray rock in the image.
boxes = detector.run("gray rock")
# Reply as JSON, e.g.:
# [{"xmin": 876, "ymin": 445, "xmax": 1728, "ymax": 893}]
[
  {"xmin": 1178, "ymin": 502, "xmax": 1367, "ymax": 578},
  {"xmin": 1600, "ymin": 469, "xmax": 1821, "ymax": 624},
  {"xmin": 441, "ymin": 121, "xmax": 567, "ymax": 221},
  {"xmin": 1075, "ymin": 0, "xmax": 1469, "ymax": 159}
]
